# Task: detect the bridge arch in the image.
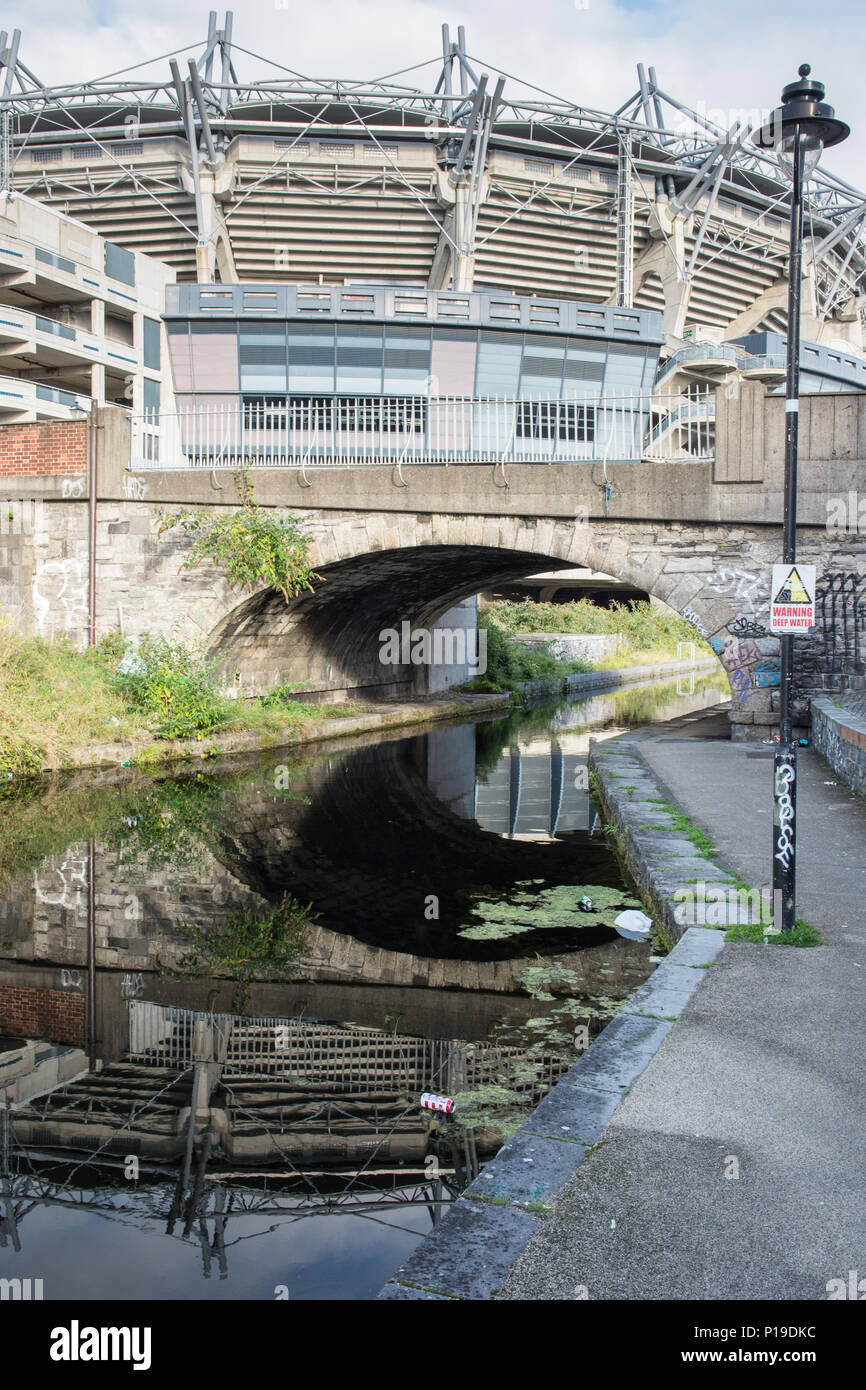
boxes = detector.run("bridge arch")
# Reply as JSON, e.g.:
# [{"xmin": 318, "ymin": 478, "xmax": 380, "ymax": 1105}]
[{"xmin": 205, "ymin": 510, "xmax": 741, "ymax": 705}]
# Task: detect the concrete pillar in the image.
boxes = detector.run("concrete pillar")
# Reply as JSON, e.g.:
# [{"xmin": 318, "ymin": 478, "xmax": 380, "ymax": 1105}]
[
  {"xmin": 90, "ymin": 298, "xmax": 106, "ymax": 403},
  {"xmin": 427, "ymin": 595, "xmax": 480, "ymax": 693}
]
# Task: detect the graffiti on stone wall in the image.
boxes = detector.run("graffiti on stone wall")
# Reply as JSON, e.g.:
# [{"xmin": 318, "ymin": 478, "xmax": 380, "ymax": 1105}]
[
  {"xmin": 753, "ymin": 660, "xmax": 781, "ymax": 688},
  {"xmin": 34, "ymin": 848, "xmax": 88, "ymax": 911},
  {"xmin": 728, "ymin": 616, "xmax": 768, "ymax": 640},
  {"xmin": 813, "ymin": 571, "xmax": 866, "ymax": 676},
  {"xmin": 33, "ymin": 559, "xmax": 88, "ymax": 642},
  {"xmin": 702, "ymin": 566, "xmax": 769, "ymax": 611},
  {"xmin": 708, "ymin": 623, "xmax": 781, "ymax": 705},
  {"xmin": 682, "ymin": 606, "xmax": 709, "ymax": 638}
]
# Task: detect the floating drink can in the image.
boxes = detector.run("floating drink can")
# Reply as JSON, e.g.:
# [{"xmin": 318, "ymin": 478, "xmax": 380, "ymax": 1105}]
[{"xmin": 420, "ymin": 1092, "xmax": 455, "ymax": 1114}]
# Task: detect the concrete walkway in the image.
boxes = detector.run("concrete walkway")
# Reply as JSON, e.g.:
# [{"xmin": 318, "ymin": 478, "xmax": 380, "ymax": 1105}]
[{"xmin": 496, "ymin": 713, "xmax": 866, "ymax": 1300}]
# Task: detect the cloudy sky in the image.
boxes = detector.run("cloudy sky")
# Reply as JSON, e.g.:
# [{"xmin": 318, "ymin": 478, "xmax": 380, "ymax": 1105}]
[{"xmin": 4, "ymin": 0, "xmax": 864, "ymax": 184}]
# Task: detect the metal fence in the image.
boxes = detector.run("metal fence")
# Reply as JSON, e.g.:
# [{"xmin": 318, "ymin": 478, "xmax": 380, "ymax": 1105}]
[{"xmin": 129, "ymin": 388, "xmax": 715, "ymax": 471}]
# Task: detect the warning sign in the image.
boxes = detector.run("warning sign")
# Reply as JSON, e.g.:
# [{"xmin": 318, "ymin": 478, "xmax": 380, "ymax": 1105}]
[{"xmin": 770, "ymin": 563, "xmax": 816, "ymax": 633}]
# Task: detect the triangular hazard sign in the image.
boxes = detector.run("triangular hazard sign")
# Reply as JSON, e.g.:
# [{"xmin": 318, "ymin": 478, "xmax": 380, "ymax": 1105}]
[{"xmin": 773, "ymin": 566, "xmax": 811, "ymax": 605}]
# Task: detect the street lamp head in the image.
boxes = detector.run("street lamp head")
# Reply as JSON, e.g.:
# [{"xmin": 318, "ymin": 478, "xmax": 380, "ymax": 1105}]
[{"xmin": 753, "ymin": 64, "xmax": 849, "ymax": 178}]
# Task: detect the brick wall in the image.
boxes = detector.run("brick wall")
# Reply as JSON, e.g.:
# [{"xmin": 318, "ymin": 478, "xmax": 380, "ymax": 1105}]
[
  {"xmin": 0, "ymin": 420, "xmax": 87, "ymax": 476},
  {"xmin": 0, "ymin": 985, "xmax": 86, "ymax": 1045}
]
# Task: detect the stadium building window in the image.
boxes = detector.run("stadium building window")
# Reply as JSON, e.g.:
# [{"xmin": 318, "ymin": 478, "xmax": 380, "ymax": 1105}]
[
  {"xmin": 516, "ymin": 401, "xmax": 593, "ymax": 442},
  {"xmin": 142, "ymin": 317, "xmax": 161, "ymax": 370},
  {"xmin": 239, "ymin": 323, "xmax": 288, "ymax": 392}
]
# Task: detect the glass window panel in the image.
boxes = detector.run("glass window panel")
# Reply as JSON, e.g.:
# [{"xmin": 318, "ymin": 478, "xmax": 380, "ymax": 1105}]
[
  {"xmin": 142, "ymin": 317, "xmax": 161, "ymax": 371},
  {"xmin": 520, "ymin": 333, "xmax": 565, "ymax": 395},
  {"xmin": 475, "ymin": 331, "xmax": 522, "ymax": 396},
  {"xmin": 142, "ymin": 377, "xmax": 160, "ymax": 423},
  {"xmin": 384, "ymin": 324, "xmax": 431, "ymax": 394},
  {"xmin": 104, "ymin": 241, "xmax": 135, "ymax": 286},
  {"xmin": 603, "ymin": 344, "xmax": 647, "ymax": 394},
  {"xmin": 239, "ymin": 322, "xmax": 287, "ymax": 392},
  {"xmin": 563, "ymin": 339, "xmax": 606, "ymax": 394},
  {"xmin": 192, "ymin": 322, "xmax": 240, "ymax": 391},
  {"xmin": 288, "ymin": 324, "xmax": 335, "ymax": 392},
  {"xmin": 336, "ymin": 324, "xmax": 383, "ymax": 393}
]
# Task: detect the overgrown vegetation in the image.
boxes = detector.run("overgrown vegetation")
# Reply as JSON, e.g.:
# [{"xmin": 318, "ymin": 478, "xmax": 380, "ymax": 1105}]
[
  {"xmin": 0, "ymin": 618, "xmax": 148, "ymax": 780},
  {"xmin": 486, "ymin": 598, "xmax": 714, "ymax": 667},
  {"xmin": 460, "ymin": 611, "xmax": 588, "ymax": 694},
  {"xmin": 167, "ymin": 891, "xmax": 313, "ymax": 983},
  {"xmin": 158, "ymin": 468, "xmax": 322, "ymax": 603},
  {"xmin": 109, "ymin": 632, "xmax": 233, "ymax": 741},
  {"xmin": 0, "ymin": 622, "xmax": 360, "ymax": 779}
]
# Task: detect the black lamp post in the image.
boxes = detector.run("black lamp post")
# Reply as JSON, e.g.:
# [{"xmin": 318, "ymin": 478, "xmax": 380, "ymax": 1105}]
[{"xmin": 753, "ymin": 68, "xmax": 849, "ymax": 932}]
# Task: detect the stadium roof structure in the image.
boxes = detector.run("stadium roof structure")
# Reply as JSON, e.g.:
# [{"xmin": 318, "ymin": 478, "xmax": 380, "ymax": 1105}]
[{"xmin": 1, "ymin": 14, "xmax": 864, "ymax": 349}]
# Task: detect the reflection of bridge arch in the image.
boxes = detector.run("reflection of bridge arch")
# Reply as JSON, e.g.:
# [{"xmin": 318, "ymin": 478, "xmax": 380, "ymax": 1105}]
[
  {"xmin": 207, "ymin": 731, "xmax": 623, "ymax": 961},
  {"xmin": 475, "ymin": 738, "xmax": 584, "ymax": 840}
]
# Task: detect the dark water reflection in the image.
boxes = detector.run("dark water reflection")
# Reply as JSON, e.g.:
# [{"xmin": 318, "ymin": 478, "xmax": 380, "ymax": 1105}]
[{"xmin": 0, "ymin": 675, "xmax": 728, "ymax": 1300}]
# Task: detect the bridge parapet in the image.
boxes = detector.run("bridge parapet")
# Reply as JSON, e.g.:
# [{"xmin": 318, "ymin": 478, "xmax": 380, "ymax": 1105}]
[{"xmin": 0, "ymin": 395, "xmax": 864, "ymax": 739}]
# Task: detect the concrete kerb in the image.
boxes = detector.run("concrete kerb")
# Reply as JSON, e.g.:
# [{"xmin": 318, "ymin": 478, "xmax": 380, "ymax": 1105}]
[
  {"xmin": 377, "ymin": 732, "xmax": 735, "ymax": 1301},
  {"xmin": 588, "ymin": 734, "xmax": 757, "ymax": 940}
]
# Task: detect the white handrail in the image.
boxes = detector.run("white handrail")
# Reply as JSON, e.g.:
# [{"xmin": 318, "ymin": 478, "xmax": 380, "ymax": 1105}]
[{"xmin": 128, "ymin": 388, "xmax": 716, "ymax": 471}]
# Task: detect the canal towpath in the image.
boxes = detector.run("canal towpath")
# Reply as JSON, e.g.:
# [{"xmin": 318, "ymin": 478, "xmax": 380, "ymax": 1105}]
[{"xmin": 381, "ymin": 707, "xmax": 866, "ymax": 1300}]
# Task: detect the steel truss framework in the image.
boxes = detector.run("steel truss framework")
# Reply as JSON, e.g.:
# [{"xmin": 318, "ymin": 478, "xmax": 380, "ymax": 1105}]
[{"xmin": 1, "ymin": 14, "xmax": 864, "ymax": 337}]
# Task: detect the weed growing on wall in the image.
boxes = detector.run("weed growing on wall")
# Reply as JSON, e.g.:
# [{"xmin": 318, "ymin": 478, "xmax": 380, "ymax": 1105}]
[
  {"xmin": 158, "ymin": 469, "xmax": 323, "ymax": 602},
  {"xmin": 166, "ymin": 891, "xmax": 314, "ymax": 1006}
]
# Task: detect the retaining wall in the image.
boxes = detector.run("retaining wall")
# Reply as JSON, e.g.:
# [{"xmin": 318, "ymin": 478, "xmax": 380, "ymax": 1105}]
[{"xmin": 810, "ymin": 697, "xmax": 866, "ymax": 798}]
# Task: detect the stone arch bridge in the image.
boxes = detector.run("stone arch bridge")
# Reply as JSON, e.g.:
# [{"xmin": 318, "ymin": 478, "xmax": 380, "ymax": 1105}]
[{"xmin": 1, "ymin": 390, "xmax": 865, "ymax": 739}]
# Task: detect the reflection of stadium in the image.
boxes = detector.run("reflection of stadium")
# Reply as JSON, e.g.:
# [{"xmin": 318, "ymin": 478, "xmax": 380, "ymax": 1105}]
[
  {"xmin": 3, "ymin": 1003, "xmax": 567, "ymax": 1162},
  {"xmin": 0, "ymin": 1002, "xmax": 570, "ymax": 1280}
]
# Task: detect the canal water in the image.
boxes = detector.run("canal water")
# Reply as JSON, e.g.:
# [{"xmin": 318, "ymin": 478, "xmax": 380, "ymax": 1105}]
[{"xmin": 0, "ymin": 673, "xmax": 728, "ymax": 1300}]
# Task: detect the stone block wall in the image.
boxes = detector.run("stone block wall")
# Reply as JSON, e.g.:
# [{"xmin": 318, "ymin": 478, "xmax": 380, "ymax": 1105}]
[{"xmin": 810, "ymin": 698, "xmax": 866, "ymax": 797}]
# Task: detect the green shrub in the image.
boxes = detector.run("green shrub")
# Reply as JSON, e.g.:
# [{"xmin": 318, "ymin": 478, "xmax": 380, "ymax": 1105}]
[
  {"xmin": 158, "ymin": 469, "xmax": 322, "ymax": 603},
  {"xmin": 259, "ymin": 681, "xmax": 309, "ymax": 709},
  {"xmin": 487, "ymin": 598, "xmax": 712, "ymax": 658},
  {"xmin": 462, "ymin": 612, "xmax": 584, "ymax": 693},
  {"xmin": 170, "ymin": 892, "xmax": 313, "ymax": 981},
  {"xmin": 112, "ymin": 633, "xmax": 232, "ymax": 741}
]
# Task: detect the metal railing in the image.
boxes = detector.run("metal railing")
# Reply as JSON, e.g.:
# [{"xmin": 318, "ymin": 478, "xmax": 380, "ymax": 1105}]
[
  {"xmin": 645, "ymin": 390, "xmax": 715, "ymax": 460},
  {"xmin": 127, "ymin": 1002, "xmax": 567, "ymax": 1100},
  {"xmin": 130, "ymin": 388, "xmax": 716, "ymax": 470}
]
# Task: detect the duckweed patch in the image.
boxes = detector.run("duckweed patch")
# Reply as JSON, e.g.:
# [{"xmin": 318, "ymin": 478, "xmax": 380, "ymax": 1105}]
[{"xmin": 458, "ymin": 882, "xmax": 643, "ymax": 940}]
